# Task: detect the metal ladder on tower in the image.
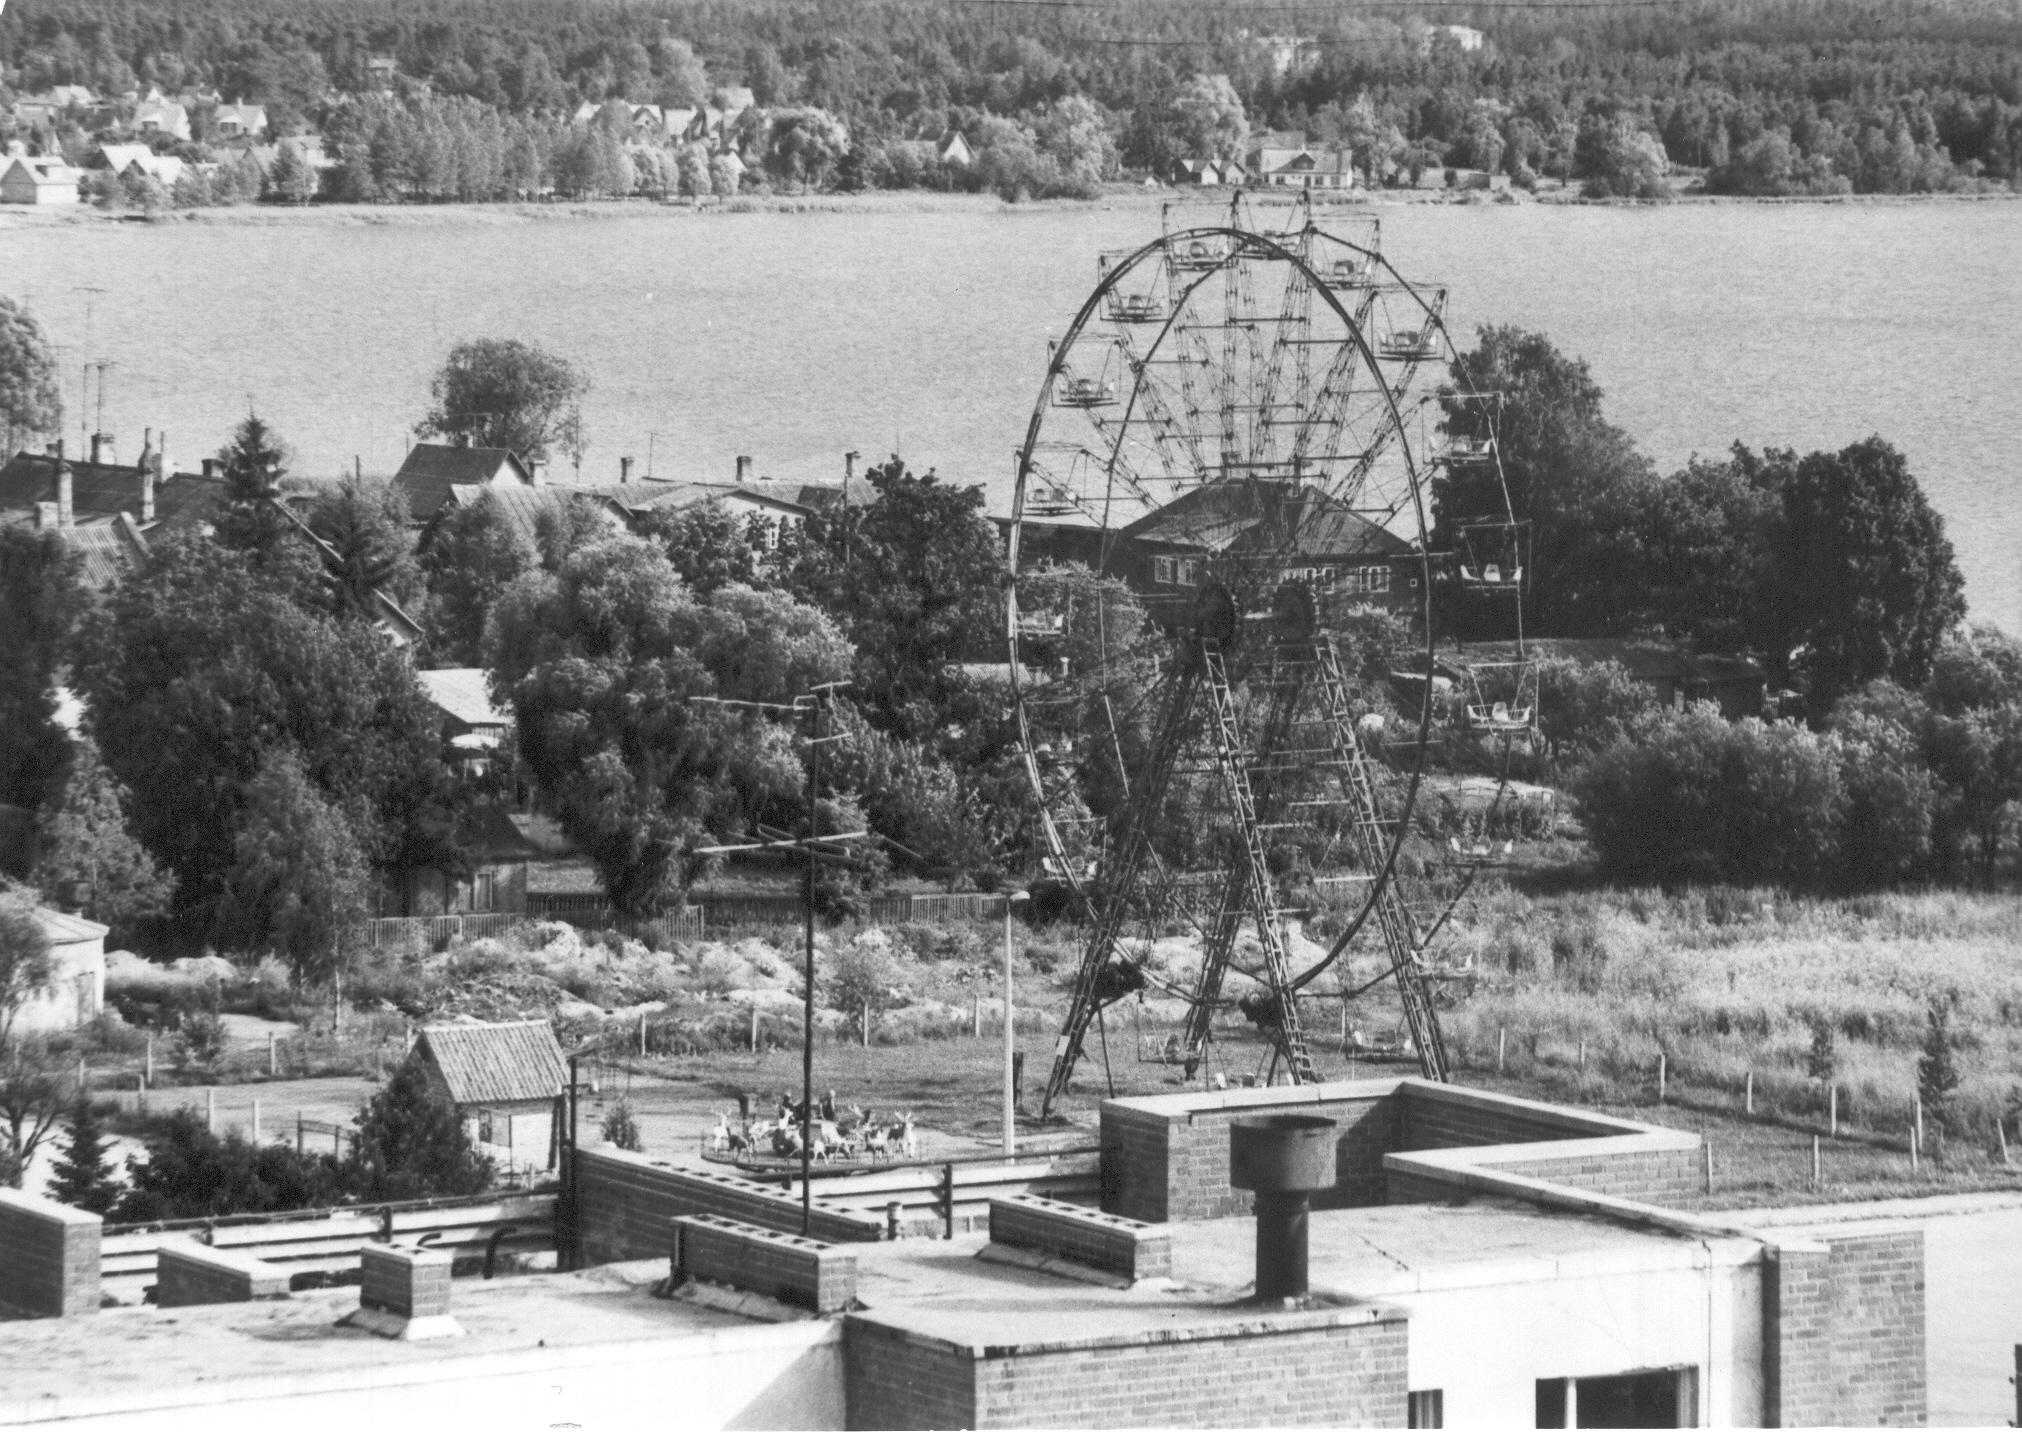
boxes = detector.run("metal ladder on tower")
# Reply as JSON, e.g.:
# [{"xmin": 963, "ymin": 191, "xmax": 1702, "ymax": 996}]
[
  {"xmin": 1199, "ymin": 641, "xmax": 1317, "ymax": 1085},
  {"xmin": 1312, "ymin": 638, "xmax": 1451, "ymax": 1082}
]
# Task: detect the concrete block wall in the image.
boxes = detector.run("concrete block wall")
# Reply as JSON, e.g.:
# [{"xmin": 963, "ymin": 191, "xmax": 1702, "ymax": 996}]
[
  {"xmin": 844, "ymin": 1307, "xmax": 1409, "ymax": 1429},
  {"xmin": 1398, "ymin": 1083, "xmax": 1631, "ymax": 1151},
  {"xmin": 675, "ymin": 1214, "xmax": 859, "ymax": 1313},
  {"xmin": 1825, "ymin": 1229, "xmax": 1926, "ymax": 1427},
  {"xmin": 0, "ymin": 1187, "xmax": 100, "ymax": 1317},
  {"xmin": 155, "ymin": 1238, "xmax": 289, "ymax": 1307},
  {"xmin": 988, "ymin": 1195, "xmax": 1172, "ymax": 1280},
  {"xmin": 1101, "ymin": 1085, "xmax": 1399, "ymax": 1223},
  {"xmin": 574, "ymin": 1147, "xmax": 881, "ymax": 1264},
  {"xmin": 361, "ymin": 1245, "xmax": 452, "ymax": 1319}
]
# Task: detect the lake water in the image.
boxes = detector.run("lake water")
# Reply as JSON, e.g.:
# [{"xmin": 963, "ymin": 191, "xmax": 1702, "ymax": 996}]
[{"xmin": 4, "ymin": 197, "xmax": 2017, "ymax": 631}]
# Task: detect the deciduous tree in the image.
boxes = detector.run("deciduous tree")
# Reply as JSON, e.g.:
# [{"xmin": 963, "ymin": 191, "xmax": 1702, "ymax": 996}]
[
  {"xmin": 419, "ymin": 337, "xmax": 587, "ymax": 465},
  {"xmin": 0, "ymin": 297, "xmax": 63, "ymax": 452},
  {"xmin": 421, "ymin": 489, "xmax": 537, "ymax": 665},
  {"xmin": 215, "ymin": 748, "xmax": 370, "ymax": 984},
  {"xmin": 490, "ymin": 537, "xmax": 849, "ymax": 914},
  {"xmin": 0, "ymin": 527, "xmax": 80, "ymax": 811},
  {"xmin": 34, "ymin": 735, "xmax": 175, "ymax": 940},
  {"xmin": 1763, "ymin": 436, "xmax": 1966, "ymax": 714}
]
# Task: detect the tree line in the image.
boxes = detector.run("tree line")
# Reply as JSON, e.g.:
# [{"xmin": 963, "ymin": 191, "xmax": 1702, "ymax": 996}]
[{"xmin": 5, "ymin": 0, "xmax": 2022, "ymax": 198}]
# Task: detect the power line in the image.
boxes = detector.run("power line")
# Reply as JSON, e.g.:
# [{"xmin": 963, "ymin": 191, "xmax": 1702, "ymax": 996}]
[{"xmin": 957, "ymin": 0, "xmax": 1689, "ymax": 10}]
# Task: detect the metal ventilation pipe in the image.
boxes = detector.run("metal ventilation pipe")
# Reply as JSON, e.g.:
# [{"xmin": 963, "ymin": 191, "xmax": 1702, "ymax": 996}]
[{"xmin": 1229, "ymin": 1114, "xmax": 1338, "ymax": 1302}]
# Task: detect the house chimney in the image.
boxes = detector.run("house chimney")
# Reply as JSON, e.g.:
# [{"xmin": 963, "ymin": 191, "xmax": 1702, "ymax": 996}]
[
  {"xmin": 620, "ymin": 456, "xmax": 633, "ymax": 484},
  {"xmin": 735, "ymin": 455, "xmax": 751, "ymax": 484},
  {"xmin": 35, "ymin": 501, "xmax": 58, "ymax": 530},
  {"xmin": 55, "ymin": 439, "xmax": 73, "ymax": 528},
  {"xmin": 90, "ymin": 432, "xmax": 115, "ymax": 467},
  {"xmin": 137, "ymin": 430, "xmax": 158, "ymax": 524},
  {"xmin": 201, "ymin": 457, "xmax": 219, "ymax": 479},
  {"xmin": 529, "ymin": 458, "xmax": 547, "ymax": 486}
]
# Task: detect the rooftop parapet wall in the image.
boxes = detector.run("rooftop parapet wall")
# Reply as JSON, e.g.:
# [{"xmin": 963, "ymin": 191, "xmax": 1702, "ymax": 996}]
[
  {"xmin": 574, "ymin": 1146, "xmax": 883, "ymax": 1266},
  {"xmin": 0, "ymin": 1187, "xmax": 101, "ymax": 1318},
  {"xmin": 1099, "ymin": 1077, "xmax": 1681, "ymax": 1223},
  {"xmin": 844, "ymin": 1302, "xmax": 1408, "ymax": 1430}
]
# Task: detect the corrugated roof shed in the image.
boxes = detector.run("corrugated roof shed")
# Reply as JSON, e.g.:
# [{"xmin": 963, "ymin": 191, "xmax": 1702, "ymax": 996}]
[{"xmin": 413, "ymin": 1020, "xmax": 567, "ymax": 1107}]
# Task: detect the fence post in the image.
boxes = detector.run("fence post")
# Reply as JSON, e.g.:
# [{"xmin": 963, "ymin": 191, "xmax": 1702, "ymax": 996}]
[
  {"xmin": 1830, "ymin": 1084, "xmax": 1838, "ymax": 1138},
  {"xmin": 863, "ymin": 998, "xmax": 871, "ymax": 1049},
  {"xmin": 751, "ymin": 1005, "xmax": 760, "ymax": 1054},
  {"xmin": 1745, "ymin": 1071, "xmax": 1754, "ymax": 1116},
  {"xmin": 886, "ymin": 1201, "xmax": 902, "ymax": 1241},
  {"xmin": 1811, "ymin": 1136, "xmax": 1821, "ymax": 1189},
  {"xmin": 1915, "ymin": 1097, "xmax": 1925, "ymax": 1158},
  {"xmin": 1658, "ymin": 1054, "xmax": 1666, "ymax": 1104},
  {"xmin": 269, "ymin": 1032, "xmax": 277, "ymax": 1077},
  {"xmin": 206, "ymin": 1087, "xmax": 215, "ymax": 1134},
  {"xmin": 1578, "ymin": 1037, "xmax": 1586, "ymax": 1073},
  {"xmin": 639, "ymin": 1014, "xmax": 647, "ymax": 1057},
  {"xmin": 1497, "ymin": 1027, "xmax": 1506, "ymax": 1074},
  {"xmin": 1703, "ymin": 1142, "xmax": 1714, "ymax": 1195},
  {"xmin": 145, "ymin": 1033, "xmax": 154, "ymax": 1085},
  {"xmin": 297, "ymin": 1112, "xmax": 304, "ymax": 1156},
  {"xmin": 974, "ymin": 994, "xmax": 982, "ymax": 1039},
  {"xmin": 138, "ymin": 1071, "xmax": 147, "ymax": 1115},
  {"xmin": 939, "ymin": 1163, "xmax": 955, "ymax": 1240}
]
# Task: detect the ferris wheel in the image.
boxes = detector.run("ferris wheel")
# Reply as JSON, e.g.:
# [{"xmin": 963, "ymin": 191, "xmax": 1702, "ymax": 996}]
[{"xmin": 1003, "ymin": 194, "xmax": 1527, "ymax": 1116}]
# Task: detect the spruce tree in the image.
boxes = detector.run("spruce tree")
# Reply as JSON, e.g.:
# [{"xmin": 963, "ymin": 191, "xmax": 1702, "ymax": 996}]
[
  {"xmin": 347, "ymin": 1059, "xmax": 494, "ymax": 1202},
  {"xmin": 1918, "ymin": 997, "xmax": 1962, "ymax": 1135},
  {"xmin": 47, "ymin": 1094, "xmax": 118, "ymax": 1215}
]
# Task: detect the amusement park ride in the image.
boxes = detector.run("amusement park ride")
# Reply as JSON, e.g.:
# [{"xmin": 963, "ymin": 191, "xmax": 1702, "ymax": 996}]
[{"xmin": 1002, "ymin": 194, "xmax": 1539, "ymax": 1119}]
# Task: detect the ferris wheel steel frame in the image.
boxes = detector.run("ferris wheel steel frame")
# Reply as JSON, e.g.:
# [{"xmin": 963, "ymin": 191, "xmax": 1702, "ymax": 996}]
[{"xmin": 1005, "ymin": 210, "xmax": 1496, "ymax": 1118}]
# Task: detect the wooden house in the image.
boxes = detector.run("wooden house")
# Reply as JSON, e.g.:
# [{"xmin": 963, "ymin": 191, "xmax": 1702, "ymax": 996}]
[
  {"xmin": 392, "ymin": 444, "xmax": 535, "ymax": 526},
  {"xmin": 374, "ymin": 804, "xmax": 537, "ymax": 917},
  {"xmin": 405, "ymin": 1020, "xmax": 567, "ymax": 1176}
]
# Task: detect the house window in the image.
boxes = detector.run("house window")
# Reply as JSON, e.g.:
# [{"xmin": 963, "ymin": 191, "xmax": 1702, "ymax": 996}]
[
  {"xmin": 478, "ymin": 1109, "xmax": 495, "ymax": 1144},
  {"xmin": 1362, "ymin": 565, "xmax": 1392, "ymax": 595},
  {"xmin": 473, "ymin": 870, "xmax": 496, "ymax": 912},
  {"xmin": 1154, "ymin": 556, "xmax": 1177, "ymax": 585},
  {"xmin": 1178, "ymin": 558, "xmax": 1200, "ymax": 586},
  {"xmin": 1409, "ymin": 1390, "xmax": 1444, "ymax": 1428}
]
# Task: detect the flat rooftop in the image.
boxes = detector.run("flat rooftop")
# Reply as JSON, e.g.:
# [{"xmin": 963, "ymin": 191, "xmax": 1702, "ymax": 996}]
[
  {"xmin": 849, "ymin": 1195, "xmax": 1700, "ymax": 1349},
  {"xmin": 2, "ymin": 1194, "xmax": 1703, "ymax": 1418}
]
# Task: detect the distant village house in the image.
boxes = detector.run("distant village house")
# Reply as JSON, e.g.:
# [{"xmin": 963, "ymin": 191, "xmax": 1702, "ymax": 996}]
[{"xmin": 403, "ymin": 1020, "xmax": 567, "ymax": 1176}]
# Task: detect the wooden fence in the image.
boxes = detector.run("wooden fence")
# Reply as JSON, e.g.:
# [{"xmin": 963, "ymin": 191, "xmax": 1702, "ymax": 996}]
[
  {"xmin": 529, "ymin": 890, "xmax": 1014, "ymax": 932},
  {"xmin": 366, "ymin": 911, "xmax": 527, "ymax": 951},
  {"xmin": 100, "ymin": 1190, "xmax": 558, "ymax": 1293}
]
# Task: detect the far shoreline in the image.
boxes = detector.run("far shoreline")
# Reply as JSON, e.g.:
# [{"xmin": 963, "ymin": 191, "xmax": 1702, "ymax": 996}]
[{"xmin": 2, "ymin": 181, "xmax": 2016, "ymax": 235}]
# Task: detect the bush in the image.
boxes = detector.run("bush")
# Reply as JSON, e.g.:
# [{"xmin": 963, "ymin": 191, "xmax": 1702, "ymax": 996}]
[
  {"xmin": 1573, "ymin": 703, "xmax": 1846, "ymax": 886},
  {"xmin": 114, "ymin": 1109, "xmax": 344, "ymax": 1223}
]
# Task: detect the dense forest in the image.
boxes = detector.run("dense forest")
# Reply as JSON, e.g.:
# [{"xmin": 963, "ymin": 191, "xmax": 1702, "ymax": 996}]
[{"xmin": 4, "ymin": 0, "xmax": 2022, "ymax": 197}]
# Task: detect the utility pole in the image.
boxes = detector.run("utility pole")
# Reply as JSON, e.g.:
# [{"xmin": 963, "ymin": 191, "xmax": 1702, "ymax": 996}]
[{"xmin": 842, "ymin": 451, "xmax": 860, "ymax": 571}]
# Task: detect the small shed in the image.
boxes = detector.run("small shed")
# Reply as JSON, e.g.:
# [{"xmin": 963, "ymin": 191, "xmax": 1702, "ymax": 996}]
[
  {"xmin": 407, "ymin": 1020, "xmax": 567, "ymax": 1175},
  {"xmin": 14, "ymin": 908, "xmax": 108, "ymax": 1034}
]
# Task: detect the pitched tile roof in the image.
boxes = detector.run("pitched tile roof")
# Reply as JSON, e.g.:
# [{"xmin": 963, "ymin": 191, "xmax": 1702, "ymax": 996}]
[
  {"xmin": 394, "ymin": 445, "xmax": 533, "ymax": 522},
  {"xmin": 414, "ymin": 1020, "xmax": 567, "ymax": 1106},
  {"xmin": 0, "ymin": 451, "xmax": 225, "ymax": 530},
  {"xmin": 36, "ymin": 907, "xmax": 111, "ymax": 943}
]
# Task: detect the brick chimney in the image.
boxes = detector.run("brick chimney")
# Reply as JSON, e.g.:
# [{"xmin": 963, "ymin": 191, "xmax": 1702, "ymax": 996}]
[
  {"xmin": 201, "ymin": 458, "xmax": 219, "ymax": 479},
  {"xmin": 619, "ymin": 456, "xmax": 633, "ymax": 484},
  {"xmin": 528, "ymin": 458, "xmax": 547, "ymax": 486},
  {"xmin": 90, "ymin": 432, "xmax": 115, "ymax": 467},
  {"xmin": 735, "ymin": 455, "xmax": 752, "ymax": 484},
  {"xmin": 54, "ymin": 439, "xmax": 72, "ymax": 528},
  {"xmin": 137, "ymin": 429, "xmax": 156, "ymax": 523}
]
